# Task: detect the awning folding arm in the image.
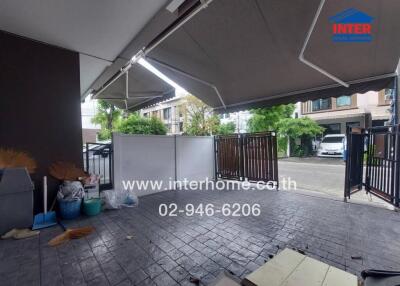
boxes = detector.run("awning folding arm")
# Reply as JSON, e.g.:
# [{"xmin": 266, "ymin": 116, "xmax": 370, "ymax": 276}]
[
  {"xmin": 124, "ymin": 70, "xmax": 129, "ymax": 110},
  {"xmin": 299, "ymin": 0, "xmax": 350, "ymax": 88},
  {"xmin": 146, "ymin": 56, "xmax": 226, "ymax": 109},
  {"xmin": 91, "ymin": 0, "xmax": 217, "ymax": 105}
]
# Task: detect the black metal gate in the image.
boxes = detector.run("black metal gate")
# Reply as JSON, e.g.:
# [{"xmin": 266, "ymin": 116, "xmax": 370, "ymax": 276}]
[
  {"xmin": 345, "ymin": 125, "xmax": 400, "ymax": 207},
  {"xmin": 84, "ymin": 142, "xmax": 113, "ymax": 190},
  {"xmin": 344, "ymin": 127, "xmax": 365, "ymax": 198},
  {"xmin": 215, "ymin": 132, "xmax": 279, "ymax": 185}
]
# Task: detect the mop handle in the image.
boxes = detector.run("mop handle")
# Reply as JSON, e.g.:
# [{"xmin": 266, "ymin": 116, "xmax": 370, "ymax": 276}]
[{"xmin": 43, "ymin": 176, "xmax": 47, "ymax": 214}]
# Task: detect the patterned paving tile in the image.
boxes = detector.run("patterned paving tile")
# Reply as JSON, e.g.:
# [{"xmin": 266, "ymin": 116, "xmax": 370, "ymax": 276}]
[{"xmin": 1, "ymin": 189, "xmax": 400, "ymax": 285}]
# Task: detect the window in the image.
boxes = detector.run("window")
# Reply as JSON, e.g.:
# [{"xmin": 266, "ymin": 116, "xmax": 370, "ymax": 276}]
[
  {"xmin": 372, "ymin": 120, "xmax": 387, "ymax": 127},
  {"xmin": 163, "ymin": 108, "xmax": 171, "ymax": 120},
  {"xmin": 220, "ymin": 113, "xmax": 228, "ymax": 119},
  {"xmin": 164, "ymin": 123, "xmax": 172, "ymax": 132},
  {"xmin": 312, "ymin": 98, "xmax": 332, "ymax": 111},
  {"xmin": 152, "ymin": 111, "xmax": 158, "ymax": 118},
  {"xmin": 143, "ymin": 112, "xmax": 148, "ymax": 118},
  {"xmin": 322, "ymin": 136, "xmax": 344, "ymax": 143},
  {"xmin": 179, "ymin": 122, "xmax": 184, "ymax": 132},
  {"xmin": 384, "ymin": 89, "xmax": 393, "ymax": 101},
  {"xmin": 336, "ymin": 96, "xmax": 351, "ymax": 107},
  {"xmin": 346, "ymin": 122, "xmax": 360, "ymax": 128},
  {"xmin": 321, "ymin": 123, "xmax": 341, "ymax": 135}
]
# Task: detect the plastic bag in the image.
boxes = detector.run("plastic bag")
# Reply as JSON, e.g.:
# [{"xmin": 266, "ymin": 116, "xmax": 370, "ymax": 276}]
[
  {"xmin": 57, "ymin": 181, "xmax": 84, "ymax": 201},
  {"xmin": 101, "ymin": 189, "xmax": 139, "ymax": 209}
]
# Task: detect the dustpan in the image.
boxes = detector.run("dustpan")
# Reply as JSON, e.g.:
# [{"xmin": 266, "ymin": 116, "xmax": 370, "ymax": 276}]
[{"xmin": 32, "ymin": 176, "xmax": 57, "ymax": 230}]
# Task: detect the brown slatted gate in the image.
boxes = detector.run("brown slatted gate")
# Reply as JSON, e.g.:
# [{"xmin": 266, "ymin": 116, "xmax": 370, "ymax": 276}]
[{"xmin": 215, "ymin": 132, "xmax": 278, "ymax": 184}]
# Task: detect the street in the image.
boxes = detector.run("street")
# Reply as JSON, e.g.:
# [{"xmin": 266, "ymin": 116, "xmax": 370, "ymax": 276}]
[
  {"xmin": 278, "ymin": 157, "xmax": 392, "ymax": 209},
  {"xmin": 278, "ymin": 157, "xmax": 345, "ymax": 197}
]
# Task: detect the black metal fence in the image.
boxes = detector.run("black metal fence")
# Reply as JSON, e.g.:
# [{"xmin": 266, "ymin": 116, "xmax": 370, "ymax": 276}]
[
  {"xmin": 215, "ymin": 132, "xmax": 279, "ymax": 185},
  {"xmin": 345, "ymin": 125, "xmax": 400, "ymax": 207},
  {"xmin": 84, "ymin": 142, "xmax": 113, "ymax": 190}
]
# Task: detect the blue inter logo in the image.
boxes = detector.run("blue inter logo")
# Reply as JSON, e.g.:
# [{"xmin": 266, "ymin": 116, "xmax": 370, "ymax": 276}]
[{"xmin": 330, "ymin": 8, "xmax": 374, "ymax": 42}]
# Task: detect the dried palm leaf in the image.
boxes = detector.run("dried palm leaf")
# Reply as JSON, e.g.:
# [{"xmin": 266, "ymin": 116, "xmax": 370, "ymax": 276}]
[
  {"xmin": 48, "ymin": 226, "xmax": 95, "ymax": 246},
  {"xmin": 49, "ymin": 161, "xmax": 86, "ymax": 181},
  {"xmin": 0, "ymin": 148, "xmax": 37, "ymax": 173}
]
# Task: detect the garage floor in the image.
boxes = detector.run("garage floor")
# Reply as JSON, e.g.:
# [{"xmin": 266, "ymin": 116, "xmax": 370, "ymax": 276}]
[{"xmin": 1, "ymin": 188, "xmax": 400, "ymax": 286}]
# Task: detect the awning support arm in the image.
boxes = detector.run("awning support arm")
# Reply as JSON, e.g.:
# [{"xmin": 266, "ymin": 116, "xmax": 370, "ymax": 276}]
[
  {"xmin": 299, "ymin": 0, "xmax": 350, "ymax": 88},
  {"xmin": 146, "ymin": 56, "xmax": 226, "ymax": 109},
  {"xmin": 124, "ymin": 70, "xmax": 129, "ymax": 110},
  {"xmin": 92, "ymin": 0, "xmax": 213, "ymax": 100},
  {"xmin": 99, "ymin": 95, "xmax": 164, "ymax": 100}
]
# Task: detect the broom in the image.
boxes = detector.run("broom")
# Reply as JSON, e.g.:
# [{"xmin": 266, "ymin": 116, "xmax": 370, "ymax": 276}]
[
  {"xmin": 0, "ymin": 148, "xmax": 37, "ymax": 173},
  {"xmin": 49, "ymin": 161, "xmax": 87, "ymax": 181},
  {"xmin": 48, "ymin": 221, "xmax": 94, "ymax": 246}
]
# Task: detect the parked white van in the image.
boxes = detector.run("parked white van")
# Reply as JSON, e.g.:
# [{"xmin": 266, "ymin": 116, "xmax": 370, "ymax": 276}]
[{"xmin": 317, "ymin": 134, "xmax": 346, "ymax": 157}]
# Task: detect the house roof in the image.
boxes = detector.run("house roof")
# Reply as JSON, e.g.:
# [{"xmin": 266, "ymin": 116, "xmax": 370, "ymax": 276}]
[{"xmin": 330, "ymin": 8, "xmax": 374, "ymax": 23}]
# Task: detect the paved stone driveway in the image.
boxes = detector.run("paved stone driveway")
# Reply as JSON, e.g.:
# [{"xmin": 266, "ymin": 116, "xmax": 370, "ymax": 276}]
[{"xmin": 1, "ymin": 189, "xmax": 400, "ymax": 286}]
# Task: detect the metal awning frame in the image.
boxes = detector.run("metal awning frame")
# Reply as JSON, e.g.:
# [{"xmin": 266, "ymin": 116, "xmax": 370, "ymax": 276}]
[
  {"xmin": 299, "ymin": 0, "xmax": 350, "ymax": 88},
  {"xmin": 91, "ymin": 0, "xmax": 219, "ymax": 110},
  {"xmin": 91, "ymin": 0, "xmax": 398, "ymax": 112}
]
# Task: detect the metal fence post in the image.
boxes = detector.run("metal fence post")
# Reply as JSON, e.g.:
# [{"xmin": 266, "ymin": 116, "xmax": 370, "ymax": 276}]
[
  {"xmin": 214, "ymin": 136, "xmax": 218, "ymax": 181},
  {"xmin": 395, "ymin": 125, "xmax": 400, "ymax": 207},
  {"xmin": 239, "ymin": 134, "xmax": 244, "ymax": 181},
  {"xmin": 272, "ymin": 132, "xmax": 279, "ymax": 190},
  {"xmin": 85, "ymin": 142, "xmax": 89, "ymax": 173},
  {"xmin": 344, "ymin": 127, "xmax": 351, "ymax": 202}
]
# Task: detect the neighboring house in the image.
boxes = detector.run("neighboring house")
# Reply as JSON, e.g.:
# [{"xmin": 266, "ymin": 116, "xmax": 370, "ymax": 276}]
[
  {"xmin": 81, "ymin": 99, "xmax": 101, "ymax": 144},
  {"xmin": 140, "ymin": 92, "xmax": 252, "ymax": 134},
  {"xmin": 299, "ymin": 90, "xmax": 392, "ymax": 135},
  {"xmin": 139, "ymin": 93, "xmax": 187, "ymax": 135},
  {"xmin": 219, "ymin": 111, "xmax": 251, "ymax": 133}
]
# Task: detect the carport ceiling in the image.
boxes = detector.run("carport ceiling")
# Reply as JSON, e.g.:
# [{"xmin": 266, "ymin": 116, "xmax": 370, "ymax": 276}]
[
  {"xmin": 1, "ymin": 0, "xmax": 399, "ymax": 112},
  {"xmin": 0, "ymin": 0, "xmax": 169, "ymax": 96}
]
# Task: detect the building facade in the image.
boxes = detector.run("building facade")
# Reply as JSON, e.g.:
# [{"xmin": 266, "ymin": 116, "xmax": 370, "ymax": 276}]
[
  {"xmin": 300, "ymin": 90, "xmax": 392, "ymax": 135},
  {"xmin": 219, "ymin": 111, "xmax": 251, "ymax": 133},
  {"xmin": 140, "ymin": 96, "xmax": 187, "ymax": 135},
  {"xmin": 81, "ymin": 98, "xmax": 101, "ymax": 144}
]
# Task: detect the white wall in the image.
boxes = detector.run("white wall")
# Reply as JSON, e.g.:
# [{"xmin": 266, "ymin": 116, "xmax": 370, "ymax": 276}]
[
  {"xmin": 176, "ymin": 136, "xmax": 214, "ymax": 182},
  {"xmin": 113, "ymin": 134, "xmax": 175, "ymax": 196},
  {"xmin": 113, "ymin": 133, "xmax": 214, "ymax": 196}
]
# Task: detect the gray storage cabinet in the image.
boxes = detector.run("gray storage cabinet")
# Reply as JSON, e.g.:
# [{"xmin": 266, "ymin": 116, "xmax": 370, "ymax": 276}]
[{"xmin": 0, "ymin": 168, "xmax": 34, "ymax": 235}]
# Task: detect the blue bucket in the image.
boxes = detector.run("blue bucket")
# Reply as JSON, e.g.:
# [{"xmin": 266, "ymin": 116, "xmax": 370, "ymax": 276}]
[{"xmin": 59, "ymin": 199, "xmax": 82, "ymax": 220}]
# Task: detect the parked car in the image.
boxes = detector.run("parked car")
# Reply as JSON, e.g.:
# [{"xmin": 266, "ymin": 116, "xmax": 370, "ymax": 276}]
[{"xmin": 317, "ymin": 134, "xmax": 346, "ymax": 158}]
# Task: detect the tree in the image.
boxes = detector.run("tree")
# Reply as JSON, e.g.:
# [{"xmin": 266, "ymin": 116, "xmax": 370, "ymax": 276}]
[
  {"xmin": 278, "ymin": 117, "xmax": 324, "ymax": 138},
  {"xmin": 247, "ymin": 104, "xmax": 295, "ymax": 132},
  {"xmin": 278, "ymin": 117, "xmax": 324, "ymax": 156},
  {"xmin": 216, "ymin": 122, "xmax": 236, "ymax": 135},
  {"xmin": 91, "ymin": 100, "xmax": 122, "ymax": 140},
  {"xmin": 117, "ymin": 113, "xmax": 167, "ymax": 135},
  {"xmin": 184, "ymin": 95, "xmax": 220, "ymax": 136},
  {"xmin": 247, "ymin": 104, "xmax": 324, "ymax": 156}
]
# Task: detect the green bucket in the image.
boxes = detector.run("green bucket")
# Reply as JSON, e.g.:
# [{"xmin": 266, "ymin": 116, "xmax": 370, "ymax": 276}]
[{"xmin": 83, "ymin": 198, "xmax": 101, "ymax": 216}]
